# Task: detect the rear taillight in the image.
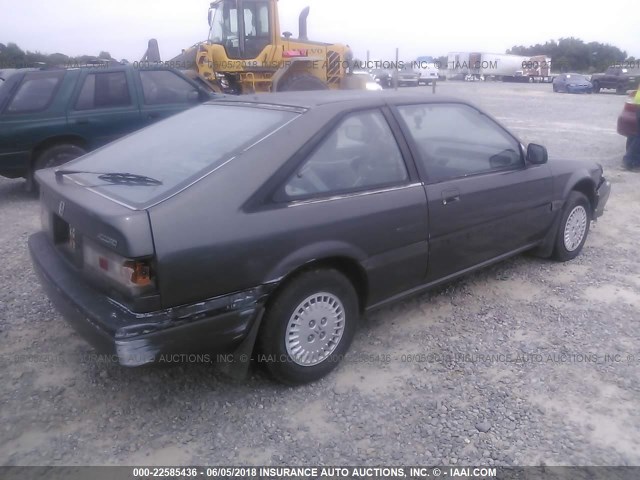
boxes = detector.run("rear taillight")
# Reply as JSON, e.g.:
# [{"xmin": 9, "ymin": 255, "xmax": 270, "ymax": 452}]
[
  {"xmin": 83, "ymin": 240, "xmax": 156, "ymax": 297},
  {"xmin": 624, "ymin": 101, "xmax": 639, "ymax": 113},
  {"xmin": 123, "ymin": 260, "xmax": 153, "ymax": 287}
]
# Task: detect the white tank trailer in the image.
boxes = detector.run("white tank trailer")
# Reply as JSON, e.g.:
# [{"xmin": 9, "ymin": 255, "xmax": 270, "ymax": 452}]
[{"xmin": 446, "ymin": 52, "xmax": 552, "ymax": 82}]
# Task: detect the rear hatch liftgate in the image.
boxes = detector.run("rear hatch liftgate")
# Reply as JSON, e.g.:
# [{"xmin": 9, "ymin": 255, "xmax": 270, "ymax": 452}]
[{"xmin": 35, "ymin": 169, "xmax": 157, "ymax": 312}]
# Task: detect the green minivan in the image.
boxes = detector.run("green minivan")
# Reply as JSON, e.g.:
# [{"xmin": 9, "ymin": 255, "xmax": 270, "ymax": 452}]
[{"xmin": 0, "ymin": 64, "xmax": 216, "ymax": 189}]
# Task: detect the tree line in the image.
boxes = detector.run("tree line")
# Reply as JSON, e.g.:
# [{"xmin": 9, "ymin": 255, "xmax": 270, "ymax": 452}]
[
  {"xmin": 2, "ymin": 38, "xmax": 637, "ymax": 74},
  {"xmin": 507, "ymin": 38, "xmax": 634, "ymax": 73},
  {"xmin": 0, "ymin": 42, "xmax": 121, "ymax": 69}
]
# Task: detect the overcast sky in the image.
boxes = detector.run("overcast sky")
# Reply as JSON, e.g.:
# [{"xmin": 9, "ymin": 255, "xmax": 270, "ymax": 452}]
[{"xmin": 1, "ymin": 0, "xmax": 637, "ymax": 62}]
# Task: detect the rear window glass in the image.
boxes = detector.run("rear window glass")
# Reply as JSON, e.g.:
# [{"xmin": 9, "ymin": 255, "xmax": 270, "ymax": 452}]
[
  {"xmin": 75, "ymin": 72, "xmax": 131, "ymax": 110},
  {"xmin": 65, "ymin": 104, "xmax": 299, "ymax": 207},
  {"xmin": 139, "ymin": 70, "xmax": 198, "ymax": 105},
  {"xmin": 0, "ymin": 73, "xmax": 23, "ymax": 111},
  {"xmin": 5, "ymin": 71, "xmax": 64, "ymax": 113}
]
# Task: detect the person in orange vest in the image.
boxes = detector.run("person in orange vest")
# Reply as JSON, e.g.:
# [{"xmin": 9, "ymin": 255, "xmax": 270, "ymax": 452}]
[{"xmin": 623, "ymin": 89, "xmax": 640, "ymax": 169}]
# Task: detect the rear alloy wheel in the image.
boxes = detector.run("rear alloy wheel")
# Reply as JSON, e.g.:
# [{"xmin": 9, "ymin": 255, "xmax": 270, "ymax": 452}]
[
  {"xmin": 258, "ymin": 269, "xmax": 359, "ymax": 384},
  {"xmin": 28, "ymin": 143, "xmax": 87, "ymax": 191},
  {"xmin": 553, "ymin": 191, "xmax": 592, "ymax": 262},
  {"xmin": 278, "ymin": 73, "xmax": 329, "ymax": 92}
]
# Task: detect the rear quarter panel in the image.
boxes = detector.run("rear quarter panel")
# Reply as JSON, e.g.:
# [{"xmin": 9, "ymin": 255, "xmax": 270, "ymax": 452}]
[{"xmin": 148, "ymin": 105, "xmax": 429, "ymax": 309}]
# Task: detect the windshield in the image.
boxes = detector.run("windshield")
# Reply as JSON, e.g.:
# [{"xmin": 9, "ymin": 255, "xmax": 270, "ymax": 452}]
[{"xmin": 64, "ymin": 104, "xmax": 299, "ymax": 208}]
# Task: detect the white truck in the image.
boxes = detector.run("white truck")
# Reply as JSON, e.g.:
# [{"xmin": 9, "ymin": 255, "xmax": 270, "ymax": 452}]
[
  {"xmin": 414, "ymin": 56, "xmax": 440, "ymax": 85},
  {"xmin": 447, "ymin": 52, "xmax": 553, "ymax": 82}
]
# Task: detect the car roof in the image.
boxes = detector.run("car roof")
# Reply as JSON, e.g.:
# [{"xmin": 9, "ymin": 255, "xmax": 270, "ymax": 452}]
[
  {"xmin": 210, "ymin": 90, "xmax": 467, "ymax": 110},
  {"xmin": 8, "ymin": 63, "xmax": 177, "ymax": 75}
]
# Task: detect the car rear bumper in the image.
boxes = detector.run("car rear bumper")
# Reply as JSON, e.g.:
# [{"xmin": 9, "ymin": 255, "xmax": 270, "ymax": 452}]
[
  {"xmin": 594, "ymin": 178, "xmax": 611, "ymax": 219},
  {"xmin": 29, "ymin": 231, "xmax": 266, "ymax": 366},
  {"xmin": 617, "ymin": 110, "xmax": 639, "ymax": 138},
  {"xmin": 566, "ymin": 86, "xmax": 592, "ymax": 94}
]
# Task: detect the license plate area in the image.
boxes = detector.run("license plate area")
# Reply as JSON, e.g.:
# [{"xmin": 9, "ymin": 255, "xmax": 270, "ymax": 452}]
[{"xmin": 53, "ymin": 215, "xmax": 83, "ymax": 267}]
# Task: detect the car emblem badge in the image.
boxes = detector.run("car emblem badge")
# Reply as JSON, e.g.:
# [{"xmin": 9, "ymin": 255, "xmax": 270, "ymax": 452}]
[{"xmin": 58, "ymin": 201, "xmax": 65, "ymax": 217}]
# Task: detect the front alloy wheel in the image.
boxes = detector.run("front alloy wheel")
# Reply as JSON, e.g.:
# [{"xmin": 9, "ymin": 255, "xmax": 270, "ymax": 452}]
[
  {"xmin": 259, "ymin": 269, "xmax": 359, "ymax": 384},
  {"xmin": 285, "ymin": 293, "xmax": 345, "ymax": 367},
  {"xmin": 563, "ymin": 205, "xmax": 588, "ymax": 252},
  {"xmin": 553, "ymin": 191, "xmax": 592, "ymax": 261}
]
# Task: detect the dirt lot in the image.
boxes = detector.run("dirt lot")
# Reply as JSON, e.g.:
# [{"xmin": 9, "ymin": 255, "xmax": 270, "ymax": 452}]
[{"xmin": 1, "ymin": 82, "xmax": 639, "ymax": 467}]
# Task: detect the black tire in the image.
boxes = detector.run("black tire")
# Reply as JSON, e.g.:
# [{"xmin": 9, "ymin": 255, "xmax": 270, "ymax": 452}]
[
  {"xmin": 553, "ymin": 83, "xmax": 558, "ymax": 92},
  {"xmin": 552, "ymin": 191, "xmax": 592, "ymax": 262},
  {"xmin": 616, "ymin": 83, "xmax": 627, "ymax": 95},
  {"xmin": 592, "ymin": 81, "xmax": 600, "ymax": 93},
  {"xmin": 627, "ymin": 137, "xmax": 633, "ymax": 151},
  {"xmin": 278, "ymin": 73, "xmax": 329, "ymax": 92},
  {"xmin": 258, "ymin": 269, "xmax": 359, "ymax": 385},
  {"xmin": 27, "ymin": 143, "xmax": 86, "ymax": 192}
]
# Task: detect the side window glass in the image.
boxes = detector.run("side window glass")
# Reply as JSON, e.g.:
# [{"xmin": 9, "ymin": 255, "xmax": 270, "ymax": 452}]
[
  {"xmin": 257, "ymin": 4, "xmax": 269, "ymax": 36},
  {"xmin": 139, "ymin": 71, "xmax": 198, "ymax": 105},
  {"xmin": 243, "ymin": 2, "xmax": 270, "ymax": 57},
  {"xmin": 397, "ymin": 103, "xmax": 523, "ymax": 183},
  {"xmin": 75, "ymin": 72, "xmax": 131, "ymax": 110},
  {"xmin": 5, "ymin": 72, "xmax": 64, "ymax": 113},
  {"xmin": 284, "ymin": 110, "xmax": 408, "ymax": 199}
]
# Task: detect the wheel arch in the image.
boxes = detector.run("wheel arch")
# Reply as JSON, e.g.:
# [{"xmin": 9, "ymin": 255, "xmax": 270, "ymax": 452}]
[
  {"xmin": 265, "ymin": 249, "xmax": 370, "ymax": 314},
  {"xmin": 534, "ymin": 175, "xmax": 596, "ymax": 258},
  {"xmin": 272, "ymin": 59, "xmax": 325, "ymax": 92},
  {"xmin": 31, "ymin": 135, "xmax": 88, "ymax": 169},
  {"xmin": 569, "ymin": 177, "xmax": 597, "ymax": 214}
]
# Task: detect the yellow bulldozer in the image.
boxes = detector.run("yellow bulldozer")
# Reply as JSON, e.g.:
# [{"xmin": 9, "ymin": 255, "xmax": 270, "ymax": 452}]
[{"xmin": 142, "ymin": 0, "xmax": 361, "ymax": 94}]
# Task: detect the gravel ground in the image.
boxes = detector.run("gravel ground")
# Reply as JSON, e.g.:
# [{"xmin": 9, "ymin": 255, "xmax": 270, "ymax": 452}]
[{"xmin": 1, "ymin": 82, "xmax": 639, "ymax": 467}]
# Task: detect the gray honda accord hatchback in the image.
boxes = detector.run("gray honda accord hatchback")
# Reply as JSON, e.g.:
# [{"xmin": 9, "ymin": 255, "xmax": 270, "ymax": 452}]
[{"xmin": 29, "ymin": 90, "xmax": 611, "ymax": 384}]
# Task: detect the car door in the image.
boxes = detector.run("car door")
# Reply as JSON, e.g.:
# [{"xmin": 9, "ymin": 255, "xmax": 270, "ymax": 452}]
[
  {"xmin": 603, "ymin": 67, "xmax": 619, "ymax": 89},
  {"xmin": 66, "ymin": 68, "xmax": 143, "ymax": 150},
  {"xmin": 136, "ymin": 69, "xmax": 205, "ymax": 125},
  {"xmin": 394, "ymin": 102, "xmax": 554, "ymax": 281},
  {"xmin": 274, "ymin": 108, "xmax": 429, "ymax": 304}
]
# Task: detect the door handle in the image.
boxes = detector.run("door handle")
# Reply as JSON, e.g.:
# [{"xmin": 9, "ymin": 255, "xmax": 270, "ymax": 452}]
[
  {"xmin": 442, "ymin": 189, "xmax": 461, "ymax": 206},
  {"xmin": 74, "ymin": 119, "xmax": 90, "ymax": 125},
  {"xmin": 147, "ymin": 113, "xmax": 161, "ymax": 119}
]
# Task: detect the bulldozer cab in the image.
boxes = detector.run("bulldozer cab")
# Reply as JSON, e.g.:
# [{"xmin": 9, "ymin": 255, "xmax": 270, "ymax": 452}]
[
  {"xmin": 196, "ymin": 0, "xmax": 356, "ymax": 93},
  {"xmin": 208, "ymin": 0, "xmax": 277, "ymax": 60}
]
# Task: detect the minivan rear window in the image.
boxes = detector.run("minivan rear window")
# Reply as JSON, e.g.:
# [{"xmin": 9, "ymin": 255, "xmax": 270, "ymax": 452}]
[{"xmin": 64, "ymin": 104, "xmax": 299, "ymax": 208}]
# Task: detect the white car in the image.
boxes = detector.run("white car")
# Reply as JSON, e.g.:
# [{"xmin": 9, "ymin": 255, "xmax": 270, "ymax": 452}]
[
  {"xmin": 353, "ymin": 71, "xmax": 383, "ymax": 91},
  {"xmin": 417, "ymin": 62, "xmax": 439, "ymax": 85}
]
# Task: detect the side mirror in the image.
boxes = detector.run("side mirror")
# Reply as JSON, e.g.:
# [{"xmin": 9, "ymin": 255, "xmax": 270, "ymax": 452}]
[{"xmin": 527, "ymin": 143, "xmax": 548, "ymax": 165}]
